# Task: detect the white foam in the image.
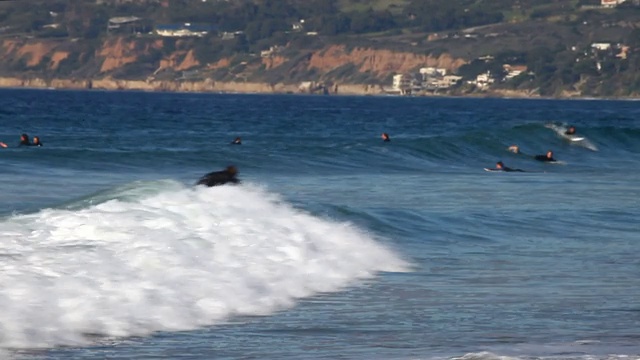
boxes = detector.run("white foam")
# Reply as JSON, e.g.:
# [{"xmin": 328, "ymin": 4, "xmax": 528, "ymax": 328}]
[{"xmin": 0, "ymin": 183, "xmax": 409, "ymax": 349}]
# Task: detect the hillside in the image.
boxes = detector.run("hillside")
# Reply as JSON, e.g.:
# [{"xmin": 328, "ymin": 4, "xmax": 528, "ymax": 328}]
[{"xmin": 1, "ymin": 0, "xmax": 640, "ymax": 97}]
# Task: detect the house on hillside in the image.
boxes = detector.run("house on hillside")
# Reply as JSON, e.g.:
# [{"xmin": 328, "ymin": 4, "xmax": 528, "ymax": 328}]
[
  {"xmin": 97, "ymin": 0, "xmax": 161, "ymax": 4},
  {"xmin": 155, "ymin": 23, "xmax": 213, "ymax": 37},
  {"xmin": 391, "ymin": 74, "xmax": 421, "ymax": 95},
  {"xmin": 503, "ymin": 64, "xmax": 528, "ymax": 80},
  {"xmin": 107, "ymin": 16, "xmax": 142, "ymax": 34},
  {"xmin": 591, "ymin": 43, "xmax": 612, "ymax": 52},
  {"xmin": 601, "ymin": 0, "xmax": 626, "ymax": 7}
]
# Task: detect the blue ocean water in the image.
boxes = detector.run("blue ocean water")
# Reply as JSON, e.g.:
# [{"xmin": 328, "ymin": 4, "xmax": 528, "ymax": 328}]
[{"xmin": 1, "ymin": 89, "xmax": 639, "ymax": 360}]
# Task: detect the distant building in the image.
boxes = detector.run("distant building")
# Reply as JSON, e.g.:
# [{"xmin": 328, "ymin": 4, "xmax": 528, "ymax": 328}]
[
  {"xmin": 97, "ymin": 0, "xmax": 160, "ymax": 4},
  {"xmin": 616, "ymin": 45, "xmax": 630, "ymax": 59},
  {"xmin": 475, "ymin": 72, "xmax": 495, "ymax": 89},
  {"xmin": 419, "ymin": 67, "xmax": 446, "ymax": 77},
  {"xmin": 292, "ymin": 20, "xmax": 304, "ymax": 31},
  {"xmin": 155, "ymin": 23, "xmax": 213, "ymax": 37},
  {"xmin": 260, "ymin": 46, "xmax": 282, "ymax": 58},
  {"xmin": 108, "ymin": 16, "xmax": 141, "ymax": 33},
  {"xmin": 591, "ymin": 43, "xmax": 612, "ymax": 51},
  {"xmin": 442, "ymin": 75, "xmax": 462, "ymax": 87},
  {"xmin": 503, "ymin": 64, "xmax": 528, "ymax": 80},
  {"xmin": 601, "ymin": 0, "xmax": 626, "ymax": 7},
  {"xmin": 392, "ymin": 74, "xmax": 421, "ymax": 95}
]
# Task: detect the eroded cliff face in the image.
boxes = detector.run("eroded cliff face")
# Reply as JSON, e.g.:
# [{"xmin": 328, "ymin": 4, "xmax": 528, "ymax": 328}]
[
  {"xmin": 0, "ymin": 36, "xmax": 468, "ymax": 94},
  {"xmin": 307, "ymin": 45, "xmax": 466, "ymax": 74}
]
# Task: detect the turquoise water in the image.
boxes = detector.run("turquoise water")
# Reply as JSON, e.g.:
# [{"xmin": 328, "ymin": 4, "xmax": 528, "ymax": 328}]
[{"xmin": 1, "ymin": 89, "xmax": 639, "ymax": 359}]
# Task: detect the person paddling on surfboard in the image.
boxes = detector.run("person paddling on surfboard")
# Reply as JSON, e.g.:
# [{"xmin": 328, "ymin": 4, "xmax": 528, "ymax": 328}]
[
  {"xmin": 565, "ymin": 126, "xmax": 576, "ymax": 135},
  {"xmin": 486, "ymin": 161, "xmax": 525, "ymax": 172},
  {"xmin": 534, "ymin": 150, "xmax": 557, "ymax": 162}
]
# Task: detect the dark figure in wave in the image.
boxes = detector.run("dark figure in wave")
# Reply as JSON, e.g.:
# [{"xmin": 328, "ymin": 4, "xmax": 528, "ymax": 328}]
[{"xmin": 196, "ymin": 166, "xmax": 240, "ymax": 187}]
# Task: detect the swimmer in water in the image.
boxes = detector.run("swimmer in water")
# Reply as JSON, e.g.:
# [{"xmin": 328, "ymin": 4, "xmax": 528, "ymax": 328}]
[
  {"xmin": 231, "ymin": 137, "xmax": 242, "ymax": 145},
  {"xmin": 381, "ymin": 132, "xmax": 390, "ymax": 142},
  {"xmin": 32, "ymin": 136, "xmax": 43, "ymax": 147}
]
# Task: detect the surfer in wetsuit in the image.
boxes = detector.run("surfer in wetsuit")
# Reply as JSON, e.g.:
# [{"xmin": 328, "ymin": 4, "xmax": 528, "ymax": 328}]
[
  {"xmin": 231, "ymin": 137, "xmax": 242, "ymax": 145},
  {"xmin": 494, "ymin": 161, "xmax": 525, "ymax": 172},
  {"xmin": 534, "ymin": 150, "xmax": 556, "ymax": 162},
  {"xmin": 19, "ymin": 133, "xmax": 31, "ymax": 146},
  {"xmin": 0, "ymin": 134, "xmax": 42, "ymax": 148},
  {"xmin": 509, "ymin": 145, "xmax": 558, "ymax": 162},
  {"xmin": 381, "ymin": 132, "xmax": 390, "ymax": 142},
  {"xmin": 196, "ymin": 166, "xmax": 240, "ymax": 187},
  {"xmin": 565, "ymin": 126, "xmax": 576, "ymax": 135}
]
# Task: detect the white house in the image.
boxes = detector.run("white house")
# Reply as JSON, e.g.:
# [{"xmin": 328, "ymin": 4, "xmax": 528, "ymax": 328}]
[
  {"xmin": 155, "ymin": 23, "xmax": 211, "ymax": 37},
  {"xmin": 601, "ymin": 0, "xmax": 626, "ymax": 7},
  {"xmin": 591, "ymin": 43, "xmax": 612, "ymax": 51},
  {"xmin": 475, "ymin": 72, "xmax": 495, "ymax": 88}
]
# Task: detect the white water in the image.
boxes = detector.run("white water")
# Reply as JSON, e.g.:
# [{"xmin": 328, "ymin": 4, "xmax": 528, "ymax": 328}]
[{"xmin": 0, "ymin": 182, "xmax": 408, "ymax": 349}]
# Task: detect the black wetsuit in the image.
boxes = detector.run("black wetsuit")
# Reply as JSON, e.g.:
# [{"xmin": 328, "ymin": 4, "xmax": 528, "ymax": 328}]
[
  {"xmin": 196, "ymin": 168, "xmax": 240, "ymax": 187},
  {"xmin": 502, "ymin": 166, "xmax": 525, "ymax": 172},
  {"xmin": 534, "ymin": 155, "xmax": 556, "ymax": 162}
]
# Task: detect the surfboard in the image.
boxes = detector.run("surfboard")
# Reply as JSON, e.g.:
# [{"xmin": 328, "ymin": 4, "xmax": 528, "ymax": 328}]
[{"xmin": 484, "ymin": 168, "xmax": 501, "ymax": 172}]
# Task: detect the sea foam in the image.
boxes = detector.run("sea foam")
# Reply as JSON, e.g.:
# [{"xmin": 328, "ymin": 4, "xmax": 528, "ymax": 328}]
[{"xmin": 0, "ymin": 182, "xmax": 408, "ymax": 349}]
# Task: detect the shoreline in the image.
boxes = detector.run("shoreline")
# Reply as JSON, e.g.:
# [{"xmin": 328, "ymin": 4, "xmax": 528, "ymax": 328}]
[{"xmin": 0, "ymin": 76, "xmax": 638, "ymax": 101}]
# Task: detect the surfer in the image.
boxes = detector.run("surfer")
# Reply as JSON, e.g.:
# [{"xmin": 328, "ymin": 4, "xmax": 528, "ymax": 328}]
[
  {"xmin": 565, "ymin": 126, "xmax": 576, "ymax": 135},
  {"xmin": 231, "ymin": 137, "xmax": 242, "ymax": 145},
  {"xmin": 488, "ymin": 161, "xmax": 525, "ymax": 172},
  {"xmin": 509, "ymin": 145, "xmax": 558, "ymax": 162},
  {"xmin": 381, "ymin": 132, "xmax": 390, "ymax": 142},
  {"xmin": 1, "ymin": 134, "xmax": 34, "ymax": 147},
  {"xmin": 32, "ymin": 136, "xmax": 43, "ymax": 147},
  {"xmin": 534, "ymin": 150, "xmax": 556, "ymax": 162},
  {"xmin": 19, "ymin": 134, "xmax": 31, "ymax": 146},
  {"xmin": 196, "ymin": 166, "xmax": 240, "ymax": 187},
  {"xmin": 508, "ymin": 145, "xmax": 520, "ymax": 154}
]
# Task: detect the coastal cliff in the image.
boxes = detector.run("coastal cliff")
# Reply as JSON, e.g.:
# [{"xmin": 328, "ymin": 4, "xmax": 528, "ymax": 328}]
[{"xmin": 0, "ymin": 36, "xmax": 467, "ymax": 95}]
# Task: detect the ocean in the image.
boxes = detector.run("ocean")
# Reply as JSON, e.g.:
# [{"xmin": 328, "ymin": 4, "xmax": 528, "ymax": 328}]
[{"xmin": 0, "ymin": 89, "xmax": 639, "ymax": 360}]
